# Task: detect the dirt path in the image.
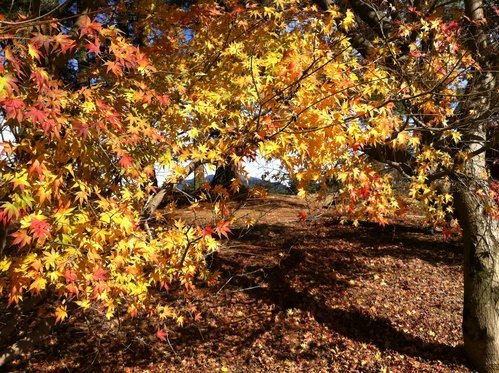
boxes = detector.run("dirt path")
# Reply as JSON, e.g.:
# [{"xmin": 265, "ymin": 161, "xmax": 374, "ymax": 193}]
[{"xmin": 4, "ymin": 195, "xmax": 469, "ymax": 372}]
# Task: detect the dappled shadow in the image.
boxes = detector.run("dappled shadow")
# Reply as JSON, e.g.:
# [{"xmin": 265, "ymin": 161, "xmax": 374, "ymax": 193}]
[
  {"xmin": 245, "ymin": 248, "xmax": 465, "ymax": 365},
  {"xmin": 3, "ymin": 214, "xmax": 468, "ymax": 371},
  {"xmin": 199, "ymin": 225, "xmax": 466, "ymax": 367},
  {"xmin": 230, "ymin": 222, "xmax": 301, "ymax": 241},
  {"xmin": 322, "ymin": 219, "xmax": 463, "ymax": 266}
]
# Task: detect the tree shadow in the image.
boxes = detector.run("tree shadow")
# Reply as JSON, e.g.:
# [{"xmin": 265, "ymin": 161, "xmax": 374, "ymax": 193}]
[
  {"xmin": 3, "ymin": 218, "xmax": 467, "ymax": 371},
  {"xmin": 321, "ymin": 219, "xmax": 463, "ymax": 266},
  {"xmin": 230, "ymin": 223, "xmax": 293, "ymax": 241},
  {"xmin": 242, "ymin": 248, "xmax": 466, "ymax": 366}
]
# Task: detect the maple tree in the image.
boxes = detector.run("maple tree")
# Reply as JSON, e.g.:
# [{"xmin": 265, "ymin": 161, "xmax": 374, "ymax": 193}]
[{"xmin": 0, "ymin": 0, "xmax": 497, "ymax": 370}]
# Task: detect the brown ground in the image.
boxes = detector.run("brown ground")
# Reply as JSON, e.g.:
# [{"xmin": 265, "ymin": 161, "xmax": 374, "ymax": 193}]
[{"xmin": 4, "ymin": 195, "xmax": 470, "ymax": 372}]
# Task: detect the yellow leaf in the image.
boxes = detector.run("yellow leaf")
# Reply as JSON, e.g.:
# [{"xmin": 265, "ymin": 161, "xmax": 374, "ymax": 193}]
[
  {"xmin": 29, "ymin": 277, "xmax": 47, "ymax": 294},
  {"xmin": 341, "ymin": 9, "xmax": 355, "ymax": 31},
  {"xmin": 0, "ymin": 259, "xmax": 11, "ymax": 272},
  {"xmin": 76, "ymin": 299, "xmax": 91, "ymax": 309},
  {"xmin": 54, "ymin": 305, "xmax": 68, "ymax": 323}
]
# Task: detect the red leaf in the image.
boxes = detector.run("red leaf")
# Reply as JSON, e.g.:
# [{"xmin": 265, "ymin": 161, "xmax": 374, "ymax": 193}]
[
  {"xmin": 86, "ymin": 39, "xmax": 101, "ymax": 54},
  {"xmin": 156, "ymin": 328, "xmax": 167, "ymax": 341},
  {"xmin": 157, "ymin": 94, "xmax": 171, "ymax": 106},
  {"xmin": 64, "ymin": 269, "xmax": 78, "ymax": 282},
  {"xmin": 29, "ymin": 219, "xmax": 52, "ymax": 245},
  {"xmin": 359, "ymin": 186, "xmax": 370, "ymax": 198},
  {"xmin": 201, "ymin": 226, "xmax": 215, "ymax": 236},
  {"xmin": 92, "ymin": 267, "xmax": 108, "ymax": 281},
  {"xmin": 2, "ymin": 98, "xmax": 24, "ymax": 121},
  {"xmin": 442, "ymin": 20, "xmax": 460, "ymax": 34},
  {"xmin": 78, "ymin": 16, "xmax": 102, "ymax": 37},
  {"xmin": 26, "ymin": 107, "xmax": 47, "ymax": 126},
  {"xmin": 297, "ymin": 210, "xmax": 308, "ymax": 221}
]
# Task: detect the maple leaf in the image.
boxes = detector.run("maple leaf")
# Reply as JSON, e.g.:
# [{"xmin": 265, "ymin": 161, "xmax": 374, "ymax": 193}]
[
  {"xmin": 43, "ymin": 249, "xmax": 60, "ymax": 269},
  {"xmin": 202, "ymin": 225, "xmax": 215, "ymax": 236},
  {"xmin": 28, "ymin": 159, "xmax": 43, "ymax": 176},
  {"xmin": 66, "ymin": 283, "xmax": 79, "ymax": 295},
  {"xmin": 86, "ymin": 39, "xmax": 101, "ymax": 54},
  {"xmin": 104, "ymin": 61, "xmax": 123, "ymax": 76},
  {"xmin": 78, "ymin": 16, "xmax": 102, "ymax": 37},
  {"xmin": 442, "ymin": 21, "xmax": 460, "ymax": 35},
  {"xmin": 359, "ymin": 186, "xmax": 370, "ymax": 198},
  {"xmin": 29, "ymin": 277, "xmax": 47, "ymax": 295},
  {"xmin": 54, "ymin": 305, "xmax": 68, "ymax": 323},
  {"xmin": 157, "ymin": 94, "xmax": 171, "ymax": 106},
  {"xmin": 128, "ymin": 304, "xmax": 138, "ymax": 318},
  {"xmin": 0, "ymin": 74, "xmax": 18, "ymax": 97},
  {"xmin": 341, "ymin": 9, "xmax": 355, "ymax": 31},
  {"xmin": 119, "ymin": 155, "xmax": 134, "ymax": 169},
  {"xmin": 93, "ymin": 267, "xmax": 108, "ymax": 281},
  {"xmin": 12, "ymin": 230, "xmax": 32, "ymax": 248},
  {"xmin": 30, "ymin": 218, "xmax": 52, "ymax": 245},
  {"xmin": 72, "ymin": 120, "xmax": 90, "ymax": 138},
  {"xmin": 53, "ymin": 33, "xmax": 76, "ymax": 54},
  {"xmin": 11, "ymin": 173, "xmax": 29, "ymax": 190},
  {"xmin": 76, "ymin": 300, "xmax": 91, "ymax": 309},
  {"xmin": 156, "ymin": 328, "xmax": 167, "ymax": 341},
  {"xmin": 27, "ymin": 42, "xmax": 41, "ymax": 61},
  {"xmin": 297, "ymin": 210, "xmax": 308, "ymax": 221},
  {"xmin": 216, "ymin": 220, "xmax": 232, "ymax": 239},
  {"xmin": 2, "ymin": 98, "xmax": 24, "ymax": 121},
  {"xmin": 64, "ymin": 269, "xmax": 78, "ymax": 282}
]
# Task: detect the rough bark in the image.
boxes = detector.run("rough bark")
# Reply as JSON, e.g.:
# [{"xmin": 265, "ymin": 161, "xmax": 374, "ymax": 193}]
[
  {"xmin": 453, "ymin": 1, "xmax": 499, "ymax": 370},
  {"xmin": 455, "ymin": 184, "xmax": 499, "ymax": 372},
  {"xmin": 210, "ymin": 163, "xmax": 238, "ymax": 189}
]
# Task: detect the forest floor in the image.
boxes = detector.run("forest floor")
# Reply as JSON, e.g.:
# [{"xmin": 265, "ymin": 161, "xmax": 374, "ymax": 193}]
[{"xmin": 4, "ymin": 195, "xmax": 470, "ymax": 372}]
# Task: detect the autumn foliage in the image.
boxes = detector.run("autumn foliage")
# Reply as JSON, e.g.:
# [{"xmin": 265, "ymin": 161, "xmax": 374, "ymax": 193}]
[{"xmin": 0, "ymin": 0, "xmax": 497, "ymax": 343}]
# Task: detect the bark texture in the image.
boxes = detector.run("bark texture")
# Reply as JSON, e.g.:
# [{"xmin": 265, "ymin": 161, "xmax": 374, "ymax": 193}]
[
  {"xmin": 455, "ymin": 187, "xmax": 499, "ymax": 372},
  {"xmin": 454, "ymin": 1, "xmax": 498, "ymax": 370}
]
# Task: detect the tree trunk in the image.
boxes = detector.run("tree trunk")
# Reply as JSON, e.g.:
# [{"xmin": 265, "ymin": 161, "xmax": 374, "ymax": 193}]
[
  {"xmin": 455, "ymin": 185, "xmax": 499, "ymax": 372},
  {"xmin": 210, "ymin": 163, "xmax": 238, "ymax": 190},
  {"xmin": 194, "ymin": 164, "xmax": 205, "ymax": 190},
  {"xmin": 455, "ymin": 1, "xmax": 499, "ymax": 369}
]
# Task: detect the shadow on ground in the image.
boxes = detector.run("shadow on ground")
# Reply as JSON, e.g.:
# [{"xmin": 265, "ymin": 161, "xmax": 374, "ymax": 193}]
[{"xmin": 4, "ymin": 216, "xmax": 469, "ymax": 372}]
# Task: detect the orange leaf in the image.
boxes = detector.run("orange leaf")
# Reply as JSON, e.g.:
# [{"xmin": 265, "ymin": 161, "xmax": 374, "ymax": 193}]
[
  {"xmin": 216, "ymin": 220, "xmax": 232, "ymax": 239},
  {"xmin": 12, "ymin": 230, "xmax": 32, "ymax": 248},
  {"xmin": 119, "ymin": 155, "xmax": 134, "ymax": 169}
]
